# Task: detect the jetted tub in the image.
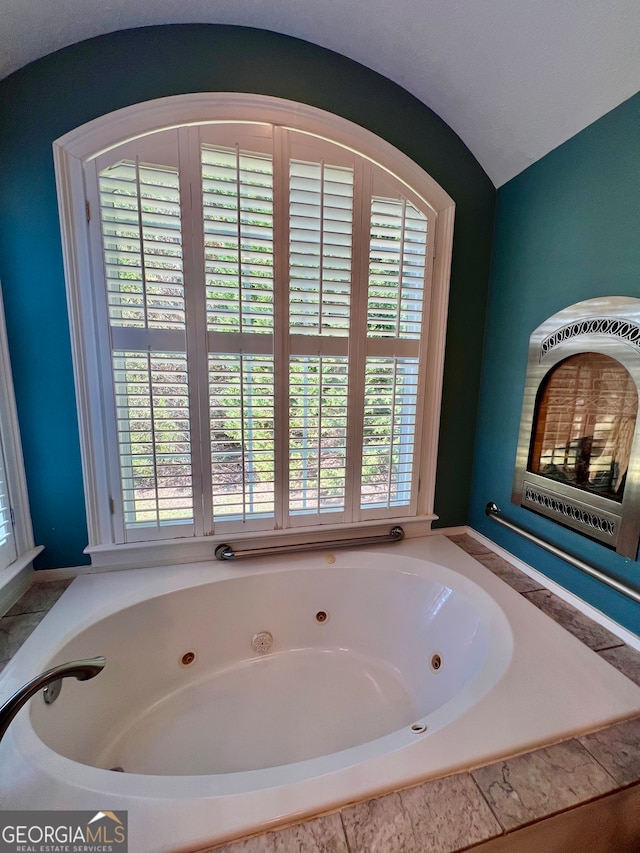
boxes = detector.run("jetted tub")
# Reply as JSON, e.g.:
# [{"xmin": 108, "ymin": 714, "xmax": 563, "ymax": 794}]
[{"xmin": 2, "ymin": 535, "xmax": 640, "ymax": 852}]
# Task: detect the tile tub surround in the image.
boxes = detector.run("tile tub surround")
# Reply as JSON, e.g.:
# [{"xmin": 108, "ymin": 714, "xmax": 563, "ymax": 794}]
[
  {"xmin": 471, "ymin": 739, "xmax": 618, "ymax": 831},
  {"xmin": 207, "ymin": 738, "xmax": 640, "ymax": 853},
  {"xmin": 0, "ymin": 541, "xmax": 639, "ymax": 853},
  {"xmin": 0, "ymin": 578, "xmax": 72, "ymax": 670}
]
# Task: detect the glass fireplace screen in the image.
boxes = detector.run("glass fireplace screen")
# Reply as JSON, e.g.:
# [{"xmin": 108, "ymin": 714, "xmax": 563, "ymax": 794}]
[{"xmin": 530, "ymin": 353, "xmax": 637, "ymax": 503}]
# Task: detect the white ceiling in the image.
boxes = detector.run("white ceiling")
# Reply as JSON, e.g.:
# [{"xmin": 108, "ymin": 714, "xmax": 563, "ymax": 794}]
[{"xmin": 2, "ymin": 0, "xmax": 639, "ymax": 186}]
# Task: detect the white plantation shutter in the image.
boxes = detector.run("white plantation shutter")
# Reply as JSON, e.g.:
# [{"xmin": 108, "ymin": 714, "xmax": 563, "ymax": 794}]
[
  {"xmin": 367, "ymin": 197, "xmax": 427, "ymax": 339},
  {"xmin": 199, "ymin": 130, "xmax": 277, "ymax": 530},
  {"xmin": 92, "ymin": 131, "xmax": 195, "ymax": 541},
  {"xmin": 359, "ymin": 173, "xmax": 430, "ymax": 515},
  {"xmin": 289, "ymin": 159, "xmax": 353, "ymax": 336},
  {"xmin": 0, "ymin": 439, "xmax": 16, "ymax": 571},
  {"xmin": 289, "ymin": 356, "xmax": 349, "ymax": 516},
  {"xmin": 202, "ymin": 143, "xmax": 274, "ymax": 335},
  {"xmin": 0, "ymin": 282, "xmax": 34, "ymax": 572},
  {"xmin": 112, "ymin": 351, "xmax": 192, "ymax": 529},
  {"xmin": 209, "ymin": 353, "xmax": 276, "ymax": 522},
  {"xmin": 100, "ymin": 162, "xmax": 186, "ymax": 332},
  {"xmin": 285, "ymin": 134, "xmax": 356, "ymax": 524},
  {"xmin": 86, "ymin": 117, "xmax": 439, "ymax": 545},
  {"xmin": 361, "ymin": 357, "xmax": 419, "ymax": 509}
]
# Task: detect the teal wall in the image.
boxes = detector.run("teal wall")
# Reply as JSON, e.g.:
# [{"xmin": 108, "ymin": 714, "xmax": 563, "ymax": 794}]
[
  {"xmin": 0, "ymin": 25, "xmax": 495, "ymax": 568},
  {"xmin": 470, "ymin": 92, "xmax": 640, "ymax": 634}
]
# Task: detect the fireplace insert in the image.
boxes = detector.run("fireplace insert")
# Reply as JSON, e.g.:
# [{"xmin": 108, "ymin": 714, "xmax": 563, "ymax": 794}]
[{"xmin": 513, "ymin": 297, "xmax": 640, "ymax": 558}]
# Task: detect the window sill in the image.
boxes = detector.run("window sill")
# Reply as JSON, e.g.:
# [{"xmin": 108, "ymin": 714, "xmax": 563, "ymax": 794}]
[{"xmin": 86, "ymin": 517, "xmax": 437, "ymax": 571}]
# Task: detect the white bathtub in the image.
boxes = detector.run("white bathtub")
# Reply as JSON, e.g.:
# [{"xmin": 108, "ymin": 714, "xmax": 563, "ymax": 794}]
[{"xmin": 1, "ymin": 535, "xmax": 640, "ymax": 852}]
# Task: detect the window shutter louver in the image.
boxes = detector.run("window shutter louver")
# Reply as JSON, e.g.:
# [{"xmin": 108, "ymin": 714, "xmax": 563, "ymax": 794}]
[
  {"xmin": 202, "ymin": 146, "xmax": 274, "ymax": 334},
  {"xmin": 286, "ymin": 144, "xmax": 355, "ymax": 523},
  {"xmin": 289, "ymin": 161, "xmax": 354, "ymax": 336},
  {"xmin": 98, "ymin": 152, "xmax": 194, "ymax": 536},
  {"xmin": 359, "ymin": 189, "xmax": 429, "ymax": 513},
  {"xmin": 100, "ymin": 162, "xmax": 186, "ymax": 332},
  {"xmin": 289, "ymin": 356, "xmax": 349, "ymax": 516},
  {"xmin": 113, "ymin": 352, "xmax": 192, "ymax": 528},
  {"xmin": 367, "ymin": 197, "xmax": 427, "ymax": 339},
  {"xmin": 201, "ymin": 142, "xmax": 277, "ymax": 528},
  {"xmin": 209, "ymin": 354, "xmax": 276, "ymax": 522},
  {"xmin": 361, "ymin": 357, "xmax": 419, "ymax": 509}
]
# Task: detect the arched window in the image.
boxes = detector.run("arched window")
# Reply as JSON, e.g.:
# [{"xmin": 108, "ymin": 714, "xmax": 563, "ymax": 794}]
[{"xmin": 54, "ymin": 94, "xmax": 455, "ymax": 567}]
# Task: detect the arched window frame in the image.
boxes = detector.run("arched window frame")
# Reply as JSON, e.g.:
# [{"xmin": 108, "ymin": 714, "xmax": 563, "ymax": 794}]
[{"xmin": 54, "ymin": 94, "xmax": 455, "ymax": 569}]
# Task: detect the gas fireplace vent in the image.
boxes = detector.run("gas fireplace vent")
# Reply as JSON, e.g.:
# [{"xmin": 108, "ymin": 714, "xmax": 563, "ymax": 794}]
[
  {"xmin": 522, "ymin": 483, "xmax": 618, "ymax": 545},
  {"xmin": 513, "ymin": 297, "xmax": 640, "ymax": 559}
]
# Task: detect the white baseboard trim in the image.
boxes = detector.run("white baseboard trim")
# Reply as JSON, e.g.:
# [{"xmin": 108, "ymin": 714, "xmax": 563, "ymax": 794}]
[
  {"xmin": 32, "ymin": 565, "xmax": 101, "ymax": 582},
  {"xmin": 466, "ymin": 527, "xmax": 640, "ymax": 651},
  {"xmin": 430, "ymin": 525, "xmax": 469, "ymax": 537}
]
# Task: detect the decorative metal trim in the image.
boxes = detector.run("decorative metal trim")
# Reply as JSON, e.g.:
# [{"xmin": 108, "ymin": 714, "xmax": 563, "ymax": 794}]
[
  {"xmin": 523, "ymin": 486, "xmax": 617, "ymax": 537},
  {"xmin": 541, "ymin": 318, "xmax": 640, "ymax": 357}
]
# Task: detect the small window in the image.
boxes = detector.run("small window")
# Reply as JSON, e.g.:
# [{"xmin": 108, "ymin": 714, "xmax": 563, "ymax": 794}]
[
  {"xmin": 0, "ymin": 283, "xmax": 39, "ymax": 574},
  {"xmin": 0, "ymin": 435, "xmax": 16, "ymax": 572},
  {"xmin": 54, "ymin": 95, "xmax": 455, "ymax": 565}
]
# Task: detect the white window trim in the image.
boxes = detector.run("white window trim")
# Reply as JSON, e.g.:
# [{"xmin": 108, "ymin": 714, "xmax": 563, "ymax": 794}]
[
  {"xmin": 0, "ymin": 282, "xmax": 43, "ymax": 610},
  {"xmin": 53, "ymin": 93, "xmax": 455, "ymax": 569}
]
